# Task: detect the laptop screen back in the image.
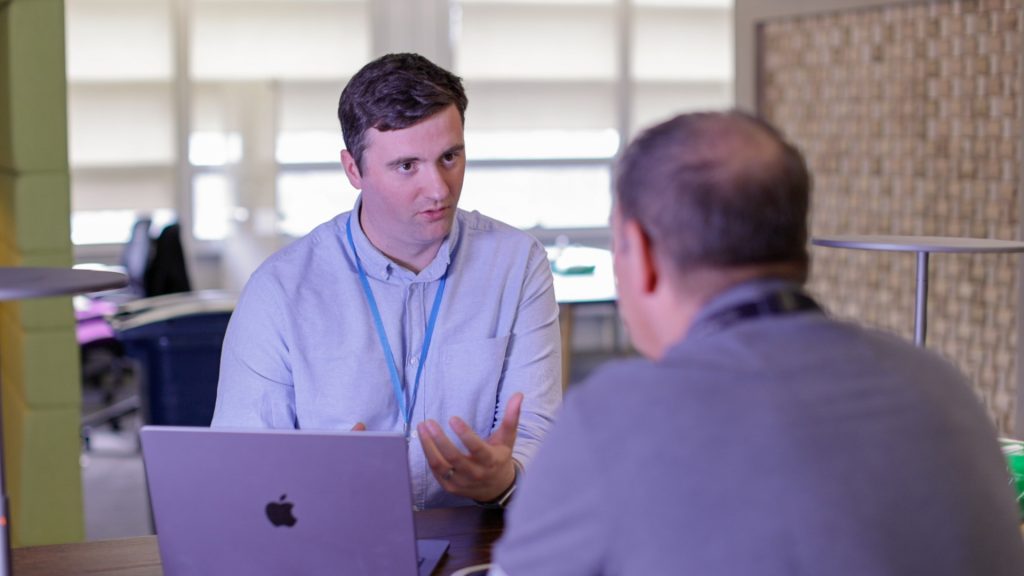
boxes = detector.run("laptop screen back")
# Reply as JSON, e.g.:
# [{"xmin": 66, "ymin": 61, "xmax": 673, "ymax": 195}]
[{"xmin": 141, "ymin": 426, "xmax": 421, "ymax": 576}]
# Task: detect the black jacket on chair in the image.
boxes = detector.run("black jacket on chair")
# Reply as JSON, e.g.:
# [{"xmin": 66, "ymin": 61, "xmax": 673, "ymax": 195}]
[{"xmin": 144, "ymin": 223, "xmax": 191, "ymax": 297}]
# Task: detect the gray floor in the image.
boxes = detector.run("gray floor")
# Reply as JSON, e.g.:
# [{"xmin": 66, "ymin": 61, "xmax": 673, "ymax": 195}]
[
  {"xmin": 78, "ymin": 350, "xmax": 627, "ymax": 540},
  {"xmin": 81, "ymin": 414, "xmax": 152, "ymax": 540}
]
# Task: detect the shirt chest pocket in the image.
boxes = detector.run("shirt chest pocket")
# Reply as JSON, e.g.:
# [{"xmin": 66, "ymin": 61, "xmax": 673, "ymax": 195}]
[{"xmin": 437, "ymin": 334, "xmax": 511, "ymax": 436}]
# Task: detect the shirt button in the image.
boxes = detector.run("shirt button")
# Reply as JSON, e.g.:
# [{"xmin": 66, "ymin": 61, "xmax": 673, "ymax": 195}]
[{"xmin": 409, "ymin": 357, "xmax": 419, "ymax": 367}]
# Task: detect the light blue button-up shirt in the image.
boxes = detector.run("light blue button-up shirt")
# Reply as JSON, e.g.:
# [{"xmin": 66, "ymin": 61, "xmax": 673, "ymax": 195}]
[{"xmin": 212, "ymin": 198, "xmax": 562, "ymax": 508}]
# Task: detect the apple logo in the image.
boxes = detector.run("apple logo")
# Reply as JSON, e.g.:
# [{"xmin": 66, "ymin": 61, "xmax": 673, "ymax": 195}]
[{"xmin": 265, "ymin": 494, "xmax": 297, "ymax": 527}]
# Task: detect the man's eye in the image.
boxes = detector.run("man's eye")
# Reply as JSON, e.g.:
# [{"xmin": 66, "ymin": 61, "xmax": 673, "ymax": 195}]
[{"xmin": 398, "ymin": 162, "xmax": 414, "ymax": 172}]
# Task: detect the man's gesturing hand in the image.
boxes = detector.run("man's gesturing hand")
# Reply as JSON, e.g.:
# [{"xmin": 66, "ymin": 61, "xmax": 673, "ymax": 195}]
[{"xmin": 416, "ymin": 392, "xmax": 523, "ymax": 502}]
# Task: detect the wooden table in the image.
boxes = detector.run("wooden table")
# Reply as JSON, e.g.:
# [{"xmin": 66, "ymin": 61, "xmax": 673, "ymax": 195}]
[
  {"xmin": 11, "ymin": 506, "xmax": 1023, "ymax": 574},
  {"xmin": 12, "ymin": 507, "xmax": 504, "ymax": 575}
]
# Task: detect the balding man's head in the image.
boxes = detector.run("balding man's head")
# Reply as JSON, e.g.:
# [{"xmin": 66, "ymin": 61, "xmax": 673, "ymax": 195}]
[{"xmin": 615, "ymin": 111, "xmax": 811, "ymax": 282}]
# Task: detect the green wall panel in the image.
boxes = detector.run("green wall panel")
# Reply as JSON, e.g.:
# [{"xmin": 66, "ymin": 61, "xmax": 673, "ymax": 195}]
[
  {"xmin": 0, "ymin": 171, "xmax": 13, "ymax": 252},
  {"xmin": 0, "ymin": 0, "xmax": 85, "ymax": 548},
  {"xmin": 0, "ymin": 316, "xmax": 81, "ymax": 407},
  {"xmin": 9, "ymin": 173, "xmax": 71, "ymax": 253},
  {"xmin": 0, "ymin": 389, "xmax": 84, "ymax": 547},
  {"xmin": 5, "ymin": 0, "xmax": 67, "ymax": 172},
  {"xmin": 0, "ymin": 7, "xmax": 11, "ymax": 171},
  {"xmin": 0, "ymin": 171, "xmax": 71, "ymax": 270},
  {"xmin": 3, "ymin": 297, "xmax": 75, "ymax": 332}
]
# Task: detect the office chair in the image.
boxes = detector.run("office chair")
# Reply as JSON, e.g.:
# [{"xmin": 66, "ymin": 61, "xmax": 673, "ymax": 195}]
[
  {"xmin": 78, "ymin": 297, "xmax": 139, "ymax": 450},
  {"xmin": 80, "ymin": 217, "xmax": 192, "ymax": 447},
  {"xmin": 122, "ymin": 217, "xmax": 154, "ymax": 298},
  {"xmin": 144, "ymin": 223, "xmax": 191, "ymax": 297},
  {"xmin": 79, "ymin": 217, "xmax": 152, "ymax": 447}
]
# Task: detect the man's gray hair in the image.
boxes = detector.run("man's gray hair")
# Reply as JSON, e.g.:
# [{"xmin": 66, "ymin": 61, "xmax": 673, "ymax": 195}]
[{"xmin": 615, "ymin": 111, "xmax": 811, "ymax": 275}]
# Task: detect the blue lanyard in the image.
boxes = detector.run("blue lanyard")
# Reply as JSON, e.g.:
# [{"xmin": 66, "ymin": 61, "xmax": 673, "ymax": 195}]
[{"xmin": 345, "ymin": 215, "xmax": 447, "ymax": 436}]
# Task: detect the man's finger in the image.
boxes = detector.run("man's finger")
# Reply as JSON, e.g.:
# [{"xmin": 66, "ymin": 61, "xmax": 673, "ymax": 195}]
[
  {"xmin": 416, "ymin": 421, "xmax": 456, "ymax": 481},
  {"xmin": 450, "ymin": 416, "xmax": 495, "ymax": 465},
  {"xmin": 424, "ymin": 420, "xmax": 487, "ymax": 481},
  {"xmin": 490, "ymin": 392, "xmax": 524, "ymax": 447},
  {"xmin": 425, "ymin": 420, "xmax": 468, "ymax": 463}
]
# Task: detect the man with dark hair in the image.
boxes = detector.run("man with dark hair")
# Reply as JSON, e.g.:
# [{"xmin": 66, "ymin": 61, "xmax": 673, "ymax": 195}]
[
  {"xmin": 213, "ymin": 53, "xmax": 561, "ymax": 509},
  {"xmin": 492, "ymin": 112, "xmax": 1024, "ymax": 574},
  {"xmin": 338, "ymin": 52, "xmax": 469, "ymax": 173}
]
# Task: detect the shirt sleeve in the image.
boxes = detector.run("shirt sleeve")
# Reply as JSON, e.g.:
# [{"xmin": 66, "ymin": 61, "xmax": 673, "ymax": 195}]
[
  {"xmin": 211, "ymin": 269, "xmax": 298, "ymax": 429},
  {"xmin": 498, "ymin": 240, "xmax": 562, "ymax": 470},
  {"xmin": 492, "ymin": 395, "xmax": 608, "ymax": 576}
]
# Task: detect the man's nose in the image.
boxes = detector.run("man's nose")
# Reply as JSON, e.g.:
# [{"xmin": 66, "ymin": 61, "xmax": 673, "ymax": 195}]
[{"xmin": 423, "ymin": 165, "xmax": 451, "ymax": 201}]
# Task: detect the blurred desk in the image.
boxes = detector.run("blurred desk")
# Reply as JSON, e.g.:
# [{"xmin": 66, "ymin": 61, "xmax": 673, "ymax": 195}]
[
  {"xmin": 548, "ymin": 247, "xmax": 617, "ymax": 389},
  {"xmin": 12, "ymin": 507, "xmax": 504, "ymax": 576}
]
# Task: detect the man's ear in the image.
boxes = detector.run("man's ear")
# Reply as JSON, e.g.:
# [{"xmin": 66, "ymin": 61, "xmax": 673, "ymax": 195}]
[
  {"xmin": 622, "ymin": 218, "xmax": 659, "ymax": 295},
  {"xmin": 340, "ymin": 150, "xmax": 363, "ymax": 189}
]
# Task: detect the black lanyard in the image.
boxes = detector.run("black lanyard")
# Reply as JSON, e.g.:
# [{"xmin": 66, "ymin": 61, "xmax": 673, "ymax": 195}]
[{"xmin": 700, "ymin": 290, "xmax": 822, "ymax": 333}]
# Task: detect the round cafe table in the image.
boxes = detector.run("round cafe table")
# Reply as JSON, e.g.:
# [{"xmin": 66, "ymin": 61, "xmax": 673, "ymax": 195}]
[
  {"xmin": 811, "ymin": 235, "xmax": 1024, "ymax": 347},
  {"xmin": 0, "ymin": 267, "xmax": 126, "ymax": 301},
  {"xmin": 0, "ymin": 267, "xmax": 127, "ymax": 576}
]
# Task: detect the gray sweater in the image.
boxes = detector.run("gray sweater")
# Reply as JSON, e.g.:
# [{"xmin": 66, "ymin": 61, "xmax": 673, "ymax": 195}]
[{"xmin": 495, "ymin": 279, "xmax": 1024, "ymax": 575}]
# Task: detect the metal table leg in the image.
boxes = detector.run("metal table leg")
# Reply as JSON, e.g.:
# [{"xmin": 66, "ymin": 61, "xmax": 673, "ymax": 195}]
[{"xmin": 914, "ymin": 251, "xmax": 929, "ymax": 346}]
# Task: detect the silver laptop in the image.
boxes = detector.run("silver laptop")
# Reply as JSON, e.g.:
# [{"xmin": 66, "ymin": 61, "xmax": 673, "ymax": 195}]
[{"xmin": 140, "ymin": 426, "xmax": 449, "ymax": 576}]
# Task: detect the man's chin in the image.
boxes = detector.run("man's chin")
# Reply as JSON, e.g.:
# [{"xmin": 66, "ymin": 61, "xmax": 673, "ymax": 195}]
[{"xmin": 418, "ymin": 219, "xmax": 455, "ymax": 246}]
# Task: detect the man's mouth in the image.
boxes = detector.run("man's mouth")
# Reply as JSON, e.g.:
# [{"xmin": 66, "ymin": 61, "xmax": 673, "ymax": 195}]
[{"xmin": 420, "ymin": 206, "xmax": 450, "ymax": 221}]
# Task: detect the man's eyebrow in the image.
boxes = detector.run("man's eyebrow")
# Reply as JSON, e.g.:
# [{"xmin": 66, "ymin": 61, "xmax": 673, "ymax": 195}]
[{"xmin": 443, "ymin": 144, "xmax": 466, "ymax": 156}]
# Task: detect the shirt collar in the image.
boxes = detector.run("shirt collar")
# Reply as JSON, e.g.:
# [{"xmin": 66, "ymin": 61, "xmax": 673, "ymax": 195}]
[
  {"xmin": 343, "ymin": 195, "xmax": 458, "ymax": 283},
  {"xmin": 678, "ymin": 277, "xmax": 807, "ymax": 345}
]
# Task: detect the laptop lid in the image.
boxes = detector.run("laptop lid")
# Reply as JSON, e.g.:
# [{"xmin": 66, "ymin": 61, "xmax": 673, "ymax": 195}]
[{"xmin": 140, "ymin": 426, "xmax": 447, "ymax": 576}]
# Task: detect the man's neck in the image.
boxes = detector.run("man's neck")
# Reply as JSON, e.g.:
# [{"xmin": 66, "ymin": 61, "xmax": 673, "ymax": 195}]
[
  {"xmin": 359, "ymin": 217, "xmax": 444, "ymax": 275},
  {"xmin": 666, "ymin": 262, "xmax": 808, "ymax": 348},
  {"xmin": 674, "ymin": 263, "xmax": 807, "ymax": 303},
  {"xmin": 383, "ymin": 245, "xmax": 441, "ymax": 275}
]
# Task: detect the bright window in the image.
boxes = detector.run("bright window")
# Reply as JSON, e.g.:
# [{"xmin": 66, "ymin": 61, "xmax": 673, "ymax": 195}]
[
  {"xmin": 65, "ymin": 0, "xmax": 177, "ymax": 245},
  {"xmin": 277, "ymin": 171, "xmax": 358, "ymax": 237},
  {"xmin": 461, "ymin": 166, "xmax": 612, "ymax": 229},
  {"xmin": 452, "ymin": 0, "xmax": 734, "ymax": 236},
  {"xmin": 66, "ymin": 0, "xmax": 734, "ymax": 246},
  {"xmin": 192, "ymin": 174, "xmax": 233, "ymax": 241}
]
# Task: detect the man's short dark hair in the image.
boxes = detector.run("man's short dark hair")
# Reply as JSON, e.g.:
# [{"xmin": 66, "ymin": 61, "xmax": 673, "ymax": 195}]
[
  {"xmin": 615, "ymin": 111, "xmax": 811, "ymax": 275},
  {"xmin": 338, "ymin": 53, "xmax": 468, "ymax": 170}
]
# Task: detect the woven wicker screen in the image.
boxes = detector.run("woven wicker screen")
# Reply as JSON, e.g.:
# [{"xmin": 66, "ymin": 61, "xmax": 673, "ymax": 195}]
[{"xmin": 759, "ymin": 0, "xmax": 1023, "ymax": 434}]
